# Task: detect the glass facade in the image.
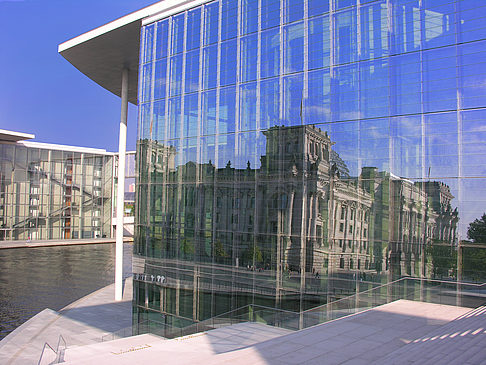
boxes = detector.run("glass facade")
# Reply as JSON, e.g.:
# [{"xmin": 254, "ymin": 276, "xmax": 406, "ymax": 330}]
[
  {"xmin": 134, "ymin": 0, "xmax": 486, "ymax": 330},
  {"xmin": 0, "ymin": 142, "xmax": 114, "ymax": 240}
]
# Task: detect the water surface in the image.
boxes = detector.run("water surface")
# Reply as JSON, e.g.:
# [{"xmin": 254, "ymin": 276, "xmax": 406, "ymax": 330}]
[{"xmin": 0, "ymin": 242, "xmax": 132, "ymax": 340}]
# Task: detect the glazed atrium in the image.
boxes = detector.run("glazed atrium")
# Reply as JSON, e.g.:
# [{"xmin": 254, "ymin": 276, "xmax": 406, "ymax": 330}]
[{"xmin": 60, "ymin": 0, "xmax": 486, "ymax": 334}]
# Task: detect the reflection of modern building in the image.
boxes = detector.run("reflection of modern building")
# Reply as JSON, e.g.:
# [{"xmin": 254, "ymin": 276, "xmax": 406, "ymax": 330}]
[
  {"xmin": 59, "ymin": 0, "xmax": 486, "ymax": 332},
  {"xmin": 0, "ymin": 130, "xmax": 134, "ymax": 241}
]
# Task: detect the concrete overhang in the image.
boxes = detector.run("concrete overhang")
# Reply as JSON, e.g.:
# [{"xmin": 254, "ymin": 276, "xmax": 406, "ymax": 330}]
[
  {"xmin": 58, "ymin": 0, "xmax": 210, "ymax": 105},
  {"xmin": 0, "ymin": 129, "xmax": 35, "ymax": 143}
]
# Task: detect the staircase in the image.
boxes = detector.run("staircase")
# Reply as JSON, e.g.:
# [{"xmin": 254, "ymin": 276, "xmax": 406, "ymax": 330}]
[{"xmin": 53, "ymin": 300, "xmax": 486, "ymax": 364}]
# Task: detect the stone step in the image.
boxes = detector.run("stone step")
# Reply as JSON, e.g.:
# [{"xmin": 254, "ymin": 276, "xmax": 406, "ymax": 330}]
[
  {"xmin": 375, "ymin": 305, "xmax": 486, "ymax": 365},
  {"xmin": 61, "ymin": 300, "xmax": 474, "ymax": 365}
]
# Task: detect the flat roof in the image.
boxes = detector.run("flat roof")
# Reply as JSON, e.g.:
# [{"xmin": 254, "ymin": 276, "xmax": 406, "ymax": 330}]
[
  {"xmin": 58, "ymin": 0, "xmax": 209, "ymax": 105},
  {"xmin": 19, "ymin": 141, "xmax": 112, "ymax": 155},
  {"xmin": 0, "ymin": 129, "xmax": 35, "ymax": 143}
]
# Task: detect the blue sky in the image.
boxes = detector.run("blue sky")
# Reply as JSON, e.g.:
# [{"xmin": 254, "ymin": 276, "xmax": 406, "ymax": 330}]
[{"xmin": 0, "ymin": 0, "xmax": 157, "ymax": 151}]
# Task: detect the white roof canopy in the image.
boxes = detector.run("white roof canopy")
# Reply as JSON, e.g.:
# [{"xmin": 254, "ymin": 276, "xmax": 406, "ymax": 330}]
[
  {"xmin": 58, "ymin": 0, "xmax": 210, "ymax": 105},
  {"xmin": 0, "ymin": 129, "xmax": 35, "ymax": 143}
]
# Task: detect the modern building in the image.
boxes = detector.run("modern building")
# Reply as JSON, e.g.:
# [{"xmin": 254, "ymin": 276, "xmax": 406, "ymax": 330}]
[
  {"xmin": 59, "ymin": 0, "xmax": 486, "ymax": 333},
  {"xmin": 0, "ymin": 129, "xmax": 135, "ymax": 241}
]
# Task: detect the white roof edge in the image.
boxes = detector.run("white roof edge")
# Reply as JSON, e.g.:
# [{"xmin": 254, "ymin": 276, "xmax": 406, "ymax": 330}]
[
  {"xmin": 142, "ymin": 0, "xmax": 211, "ymax": 26},
  {"xmin": 58, "ymin": 0, "xmax": 214, "ymax": 54},
  {"xmin": 0, "ymin": 129, "xmax": 35, "ymax": 140},
  {"xmin": 58, "ymin": 1, "xmax": 169, "ymax": 53},
  {"xmin": 18, "ymin": 141, "xmax": 114, "ymax": 155},
  {"xmin": 113, "ymin": 150, "xmax": 137, "ymax": 155}
]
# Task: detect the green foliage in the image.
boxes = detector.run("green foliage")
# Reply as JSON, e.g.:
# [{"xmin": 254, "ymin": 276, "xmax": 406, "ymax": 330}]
[
  {"xmin": 180, "ymin": 238, "xmax": 194, "ymax": 257},
  {"xmin": 241, "ymin": 243, "xmax": 263, "ymax": 265},
  {"xmin": 462, "ymin": 213, "xmax": 486, "ymax": 282},
  {"xmin": 462, "ymin": 247, "xmax": 486, "ymax": 282},
  {"xmin": 214, "ymin": 240, "xmax": 229, "ymax": 258},
  {"xmin": 425, "ymin": 243, "xmax": 456, "ymax": 279},
  {"xmin": 467, "ymin": 213, "xmax": 486, "ymax": 244}
]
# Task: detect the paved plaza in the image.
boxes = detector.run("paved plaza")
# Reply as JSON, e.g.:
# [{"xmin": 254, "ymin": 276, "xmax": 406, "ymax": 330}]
[
  {"xmin": 1, "ymin": 279, "xmax": 485, "ymax": 364},
  {"xmin": 0, "ymin": 237, "xmax": 132, "ymax": 250}
]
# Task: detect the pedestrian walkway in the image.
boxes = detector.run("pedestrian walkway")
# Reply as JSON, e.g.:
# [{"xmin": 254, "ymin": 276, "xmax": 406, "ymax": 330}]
[
  {"xmin": 63, "ymin": 322, "xmax": 293, "ymax": 364},
  {"xmin": 60, "ymin": 300, "xmax": 481, "ymax": 365},
  {"xmin": 0, "ymin": 278, "xmax": 132, "ymax": 364},
  {"xmin": 0, "ymin": 237, "xmax": 132, "ymax": 250}
]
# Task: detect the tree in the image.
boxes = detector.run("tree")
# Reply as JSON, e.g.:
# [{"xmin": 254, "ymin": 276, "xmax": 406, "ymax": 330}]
[
  {"xmin": 467, "ymin": 213, "xmax": 486, "ymax": 244},
  {"xmin": 463, "ymin": 213, "xmax": 486, "ymax": 282},
  {"xmin": 425, "ymin": 242, "xmax": 456, "ymax": 279}
]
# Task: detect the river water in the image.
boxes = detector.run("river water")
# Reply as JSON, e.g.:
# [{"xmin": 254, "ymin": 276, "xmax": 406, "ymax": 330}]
[{"xmin": 0, "ymin": 242, "xmax": 132, "ymax": 340}]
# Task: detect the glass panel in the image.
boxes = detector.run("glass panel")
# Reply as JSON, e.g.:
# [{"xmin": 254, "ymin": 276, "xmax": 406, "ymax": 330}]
[
  {"xmin": 142, "ymin": 24, "xmax": 155, "ymax": 64},
  {"xmin": 168, "ymin": 97, "xmax": 181, "ymax": 140},
  {"xmin": 154, "ymin": 58, "xmax": 167, "ymax": 100},
  {"xmin": 202, "ymin": 90, "xmax": 217, "ymax": 136},
  {"xmin": 239, "ymin": 82, "xmax": 257, "ymax": 131},
  {"xmin": 169, "ymin": 55, "xmax": 183, "ymax": 97},
  {"xmin": 261, "ymin": 27, "xmax": 280, "ymax": 79},
  {"xmin": 240, "ymin": 34, "xmax": 258, "ymax": 83},
  {"xmin": 171, "ymin": 13, "xmax": 185, "ymax": 56},
  {"xmin": 155, "ymin": 20, "xmax": 169, "ymax": 60},
  {"xmin": 336, "ymin": 8, "xmax": 358, "ymax": 65},
  {"xmin": 261, "ymin": 0, "xmax": 280, "ymax": 30},
  {"xmin": 240, "ymin": 0, "xmax": 258, "ymax": 35},
  {"xmin": 283, "ymin": 21, "xmax": 304, "ymax": 74},
  {"xmin": 260, "ymin": 78, "xmax": 279, "ymax": 130},
  {"xmin": 141, "ymin": 63, "xmax": 153, "ymax": 103},
  {"xmin": 309, "ymin": 0, "xmax": 329, "ymax": 18},
  {"xmin": 219, "ymin": 86, "xmax": 237, "ymax": 134},
  {"xmin": 202, "ymin": 45, "xmax": 218, "ymax": 90},
  {"xmin": 283, "ymin": 0, "xmax": 303, "ymax": 24},
  {"xmin": 221, "ymin": 0, "xmax": 237, "ymax": 41},
  {"xmin": 283, "ymin": 73, "xmax": 304, "ymax": 126},
  {"xmin": 309, "ymin": 15, "xmax": 330, "ymax": 70},
  {"xmin": 220, "ymin": 39, "xmax": 237, "ymax": 87},
  {"xmin": 183, "ymin": 93, "xmax": 199, "ymax": 139},
  {"xmin": 423, "ymin": 47, "xmax": 457, "ymax": 113},
  {"xmin": 184, "ymin": 49, "xmax": 200, "ymax": 94},
  {"xmin": 186, "ymin": 7, "xmax": 201, "ymax": 51},
  {"xmin": 204, "ymin": 1, "xmax": 219, "ymax": 46},
  {"xmin": 307, "ymin": 68, "xmax": 331, "ymax": 124}
]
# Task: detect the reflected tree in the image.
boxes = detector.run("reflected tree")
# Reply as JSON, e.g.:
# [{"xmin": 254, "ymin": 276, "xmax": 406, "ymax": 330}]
[
  {"xmin": 467, "ymin": 213, "xmax": 486, "ymax": 244},
  {"xmin": 463, "ymin": 213, "xmax": 486, "ymax": 282},
  {"xmin": 425, "ymin": 242, "xmax": 456, "ymax": 279}
]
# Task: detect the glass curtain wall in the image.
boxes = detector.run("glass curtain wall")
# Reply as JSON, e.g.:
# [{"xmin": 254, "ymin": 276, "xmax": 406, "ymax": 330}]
[
  {"xmin": 0, "ymin": 143, "xmax": 114, "ymax": 240},
  {"xmin": 135, "ymin": 0, "xmax": 486, "ymax": 328}
]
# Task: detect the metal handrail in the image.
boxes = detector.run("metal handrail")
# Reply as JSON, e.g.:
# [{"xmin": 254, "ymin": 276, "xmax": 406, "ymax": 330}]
[
  {"xmin": 37, "ymin": 342, "xmax": 56, "ymax": 365},
  {"xmin": 37, "ymin": 334, "xmax": 67, "ymax": 365},
  {"xmin": 107, "ymin": 277, "xmax": 486, "ymax": 342},
  {"xmin": 55, "ymin": 334, "xmax": 66, "ymax": 363}
]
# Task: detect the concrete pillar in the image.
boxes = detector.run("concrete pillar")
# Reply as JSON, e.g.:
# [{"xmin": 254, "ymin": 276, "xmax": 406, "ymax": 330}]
[
  {"xmin": 115, "ymin": 68, "xmax": 129, "ymax": 301},
  {"xmin": 457, "ymin": 242, "xmax": 463, "ymax": 307},
  {"xmin": 79, "ymin": 153, "xmax": 84, "ymax": 239}
]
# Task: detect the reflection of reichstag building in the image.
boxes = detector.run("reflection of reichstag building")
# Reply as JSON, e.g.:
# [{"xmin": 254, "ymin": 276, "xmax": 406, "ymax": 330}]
[{"xmin": 134, "ymin": 126, "xmax": 458, "ymax": 326}]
